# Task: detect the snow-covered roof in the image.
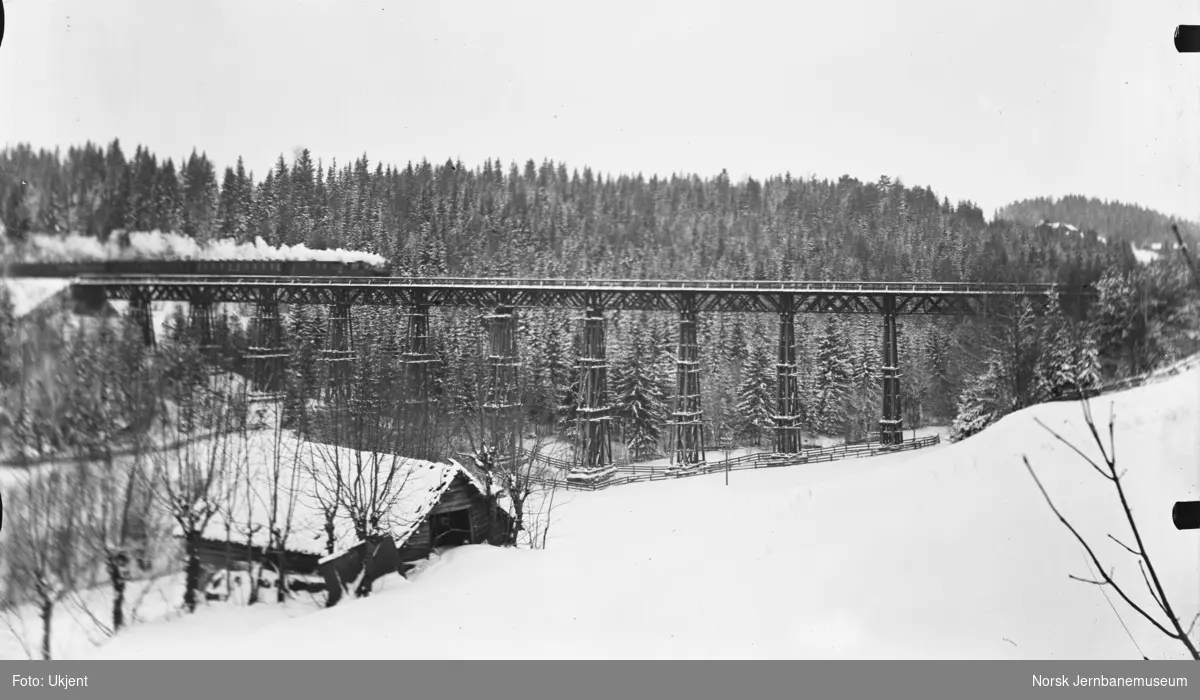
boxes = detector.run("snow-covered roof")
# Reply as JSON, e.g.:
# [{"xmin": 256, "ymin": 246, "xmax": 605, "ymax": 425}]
[
  {"xmin": 183, "ymin": 430, "xmax": 498, "ymax": 558},
  {"xmin": 15, "ymin": 231, "xmax": 386, "ymax": 266},
  {"xmin": 1130, "ymin": 243, "xmax": 1160, "ymax": 265},
  {"xmin": 1040, "ymin": 221, "xmax": 1080, "ymax": 234},
  {"xmin": 2, "ymin": 278, "xmax": 73, "ymax": 318}
]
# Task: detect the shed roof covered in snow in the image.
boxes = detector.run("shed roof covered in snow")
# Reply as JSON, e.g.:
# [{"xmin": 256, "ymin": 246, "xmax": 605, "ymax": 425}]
[{"xmin": 182, "ymin": 429, "xmax": 506, "ymax": 558}]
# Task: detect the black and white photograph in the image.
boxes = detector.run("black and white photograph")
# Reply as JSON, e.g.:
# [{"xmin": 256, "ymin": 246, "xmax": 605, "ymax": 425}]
[{"xmin": 0, "ymin": 0, "xmax": 1198, "ymax": 664}]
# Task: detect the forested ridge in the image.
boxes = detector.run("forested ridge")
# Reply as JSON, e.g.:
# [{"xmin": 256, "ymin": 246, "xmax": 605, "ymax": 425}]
[
  {"xmin": 999, "ymin": 195, "xmax": 1200, "ymax": 248},
  {"xmin": 2, "ymin": 140, "xmax": 1198, "ymax": 451}
]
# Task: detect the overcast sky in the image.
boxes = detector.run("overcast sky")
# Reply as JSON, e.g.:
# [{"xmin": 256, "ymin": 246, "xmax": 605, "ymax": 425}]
[{"xmin": 2, "ymin": 0, "xmax": 1198, "ymax": 221}]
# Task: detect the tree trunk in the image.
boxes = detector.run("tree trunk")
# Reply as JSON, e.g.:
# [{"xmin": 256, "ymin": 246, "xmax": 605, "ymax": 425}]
[
  {"xmin": 184, "ymin": 531, "xmax": 202, "ymax": 613},
  {"xmin": 324, "ymin": 516, "xmax": 336, "ymax": 555},
  {"xmin": 511, "ymin": 495, "xmax": 525, "ymax": 545},
  {"xmin": 40, "ymin": 597, "xmax": 53, "ymax": 660},
  {"xmin": 107, "ymin": 550, "xmax": 128, "ymax": 632},
  {"xmin": 275, "ymin": 547, "xmax": 288, "ymax": 603},
  {"xmin": 354, "ymin": 542, "xmax": 374, "ymax": 599}
]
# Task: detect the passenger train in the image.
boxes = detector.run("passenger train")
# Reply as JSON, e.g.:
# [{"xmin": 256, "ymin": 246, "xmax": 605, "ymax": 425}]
[{"xmin": 4, "ymin": 258, "xmax": 393, "ymax": 278}]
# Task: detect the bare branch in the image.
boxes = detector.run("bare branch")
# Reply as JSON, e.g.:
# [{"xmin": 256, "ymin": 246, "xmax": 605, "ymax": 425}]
[
  {"xmin": 1106, "ymin": 404, "xmax": 1116, "ymax": 466},
  {"xmin": 1033, "ymin": 418, "xmax": 1112, "ymax": 481},
  {"xmin": 1022, "ymin": 456, "xmax": 1176, "ymax": 639},
  {"xmin": 1078, "ymin": 398, "xmax": 1113, "ymax": 467},
  {"xmin": 1137, "ymin": 559, "xmax": 1169, "ymax": 619},
  {"xmin": 1106, "ymin": 533, "xmax": 1140, "ymax": 557}
]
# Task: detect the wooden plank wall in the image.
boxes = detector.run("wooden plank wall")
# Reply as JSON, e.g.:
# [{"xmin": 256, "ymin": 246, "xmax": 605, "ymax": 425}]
[{"xmin": 192, "ymin": 538, "xmax": 322, "ymax": 576}]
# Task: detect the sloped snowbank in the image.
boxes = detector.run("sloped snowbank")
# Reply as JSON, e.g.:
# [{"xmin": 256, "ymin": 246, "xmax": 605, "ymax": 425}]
[{"xmin": 82, "ymin": 366, "xmax": 1200, "ymax": 660}]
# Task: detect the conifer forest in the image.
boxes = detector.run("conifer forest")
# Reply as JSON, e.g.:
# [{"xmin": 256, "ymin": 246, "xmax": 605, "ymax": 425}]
[{"xmin": 2, "ymin": 140, "xmax": 1199, "ymax": 458}]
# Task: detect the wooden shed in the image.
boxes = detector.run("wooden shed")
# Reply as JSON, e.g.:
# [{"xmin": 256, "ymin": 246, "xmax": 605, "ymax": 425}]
[
  {"xmin": 317, "ymin": 462, "xmax": 512, "ymax": 604},
  {"xmin": 179, "ymin": 430, "xmax": 514, "ymax": 601},
  {"xmin": 394, "ymin": 468, "xmax": 513, "ymax": 566}
]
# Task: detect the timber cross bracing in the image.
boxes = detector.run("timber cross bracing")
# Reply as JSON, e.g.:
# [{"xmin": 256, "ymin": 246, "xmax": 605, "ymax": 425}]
[
  {"xmin": 69, "ymin": 274, "xmax": 1094, "ymax": 477},
  {"xmin": 571, "ymin": 303, "xmax": 616, "ymax": 483},
  {"xmin": 73, "ymin": 275, "xmax": 1089, "ymax": 314},
  {"xmin": 484, "ymin": 304, "xmax": 522, "ymax": 467},
  {"xmin": 669, "ymin": 294, "xmax": 706, "ymax": 469}
]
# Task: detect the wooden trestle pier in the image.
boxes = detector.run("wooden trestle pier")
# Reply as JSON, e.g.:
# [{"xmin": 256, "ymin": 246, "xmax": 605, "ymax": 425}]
[{"xmin": 58, "ymin": 273, "xmax": 1094, "ymax": 484}]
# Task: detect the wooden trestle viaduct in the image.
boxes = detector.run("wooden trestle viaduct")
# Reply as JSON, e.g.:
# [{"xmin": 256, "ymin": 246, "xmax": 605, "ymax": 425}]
[{"xmin": 52, "ymin": 272, "xmax": 1094, "ymax": 483}]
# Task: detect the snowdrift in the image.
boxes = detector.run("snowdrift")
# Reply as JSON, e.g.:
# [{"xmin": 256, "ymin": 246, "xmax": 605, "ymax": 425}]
[
  {"xmin": 9, "ymin": 230, "xmax": 386, "ymax": 265},
  {"xmin": 83, "ymin": 364, "xmax": 1200, "ymax": 660}
]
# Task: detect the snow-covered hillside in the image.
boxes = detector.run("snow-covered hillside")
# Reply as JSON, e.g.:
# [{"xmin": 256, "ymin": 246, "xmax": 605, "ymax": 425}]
[
  {"xmin": 75, "ymin": 365, "xmax": 1199, "ymax": 660},
  {"xmin": 1132, "ymin": 244, "xmax": 1162, "ymax": 265}
]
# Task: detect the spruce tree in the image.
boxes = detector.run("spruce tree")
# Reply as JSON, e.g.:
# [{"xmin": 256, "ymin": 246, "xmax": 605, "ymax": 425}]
[
  {"xmin": 813, "ymin": 317, "xmax": 852, "ymax": 436},
  {"xmin": 735, "ymin": 341, "xmax": 774, "ymax": 446},
  {"xmin": 612, "ymin": 336, "xmax": 667, "ymax": 459},
  {"xmin": 155, "ymin": 159, "xmax": 182, "ymax": 233},
  {"xmin": 949, "ymin": 352, "xmax": 1012, "ymax": 442}
]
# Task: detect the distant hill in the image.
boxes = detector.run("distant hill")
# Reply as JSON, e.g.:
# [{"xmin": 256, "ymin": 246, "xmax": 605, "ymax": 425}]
[{"xmin": 997, "ymin": 195, "xmax": 1200, "ymax": 248}]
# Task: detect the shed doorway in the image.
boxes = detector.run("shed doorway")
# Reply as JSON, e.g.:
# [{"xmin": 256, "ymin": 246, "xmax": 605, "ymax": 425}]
[{"xmin": 431, "ymin": 509, "xmax": 473, "ymax": 549}]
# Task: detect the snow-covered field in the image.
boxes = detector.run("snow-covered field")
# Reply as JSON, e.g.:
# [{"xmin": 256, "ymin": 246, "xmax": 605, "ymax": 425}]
[
  {"xmin": 0, "ymin": 575, "xmax": 184, "ymax": 661},
  {"xmin": 54, "ymin": 366, "xmax": 1199, "ymax": 660}
]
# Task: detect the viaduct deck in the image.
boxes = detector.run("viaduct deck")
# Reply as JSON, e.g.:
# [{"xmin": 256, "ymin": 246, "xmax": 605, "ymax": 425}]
[
  {"xmin": 49, "ymin": 273, "xmax": 1095, "ymax": 482},
  {"xmin": 67, "ymin": 275, "xmax": 1094, "ymax": 314}
]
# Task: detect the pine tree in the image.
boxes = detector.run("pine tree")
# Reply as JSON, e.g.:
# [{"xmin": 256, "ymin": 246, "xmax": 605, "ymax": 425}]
[
  {"xmin": 557, "ymin": 319, "xmax": 581, "ymax": 438},
  {"xmin": 125, "ymin": 146, "xmax": 158, "ymax": 231},
  {"xmin": 181, "ymin": 150, "xmax": 219, "ymax": 240},
  {"xmin": 735, "ymin": 341, "xmax": 774, "ymax": 446},
  {"xmin": 612, "ymin": 335, "xmax": 667, "ymax": 459},
  {"xmin": 926, "ymin": 326, "xmax": 955, "ymax": 420},
  {"xmin": 155, "ymin": 159, "xmax": 182, "ymax": 233},
  {"xmin": 1005, "ymin": 299, "xmax": 1042, "ymax": 409},
  {"xmin": 949, "ymin": 352, "xmax": 1012, "ymax": 442},
  {"xmin": 813, "ymin": 317, "xmax": 852, "ymax": 436},
  {"xmin": 850, "ymin": 333, "xmax": 879, "ymax": 442},
  {"xmin": 1074, "ymin": 324, "xmax": 1102, "ymax": 391},
  {"xmin": 217, "ymin": 166, "xmax": 241, "ymax": 238},
  {"xmin": 1033, "ymin": 326, "xmax": 1075, "ymax": 402}
]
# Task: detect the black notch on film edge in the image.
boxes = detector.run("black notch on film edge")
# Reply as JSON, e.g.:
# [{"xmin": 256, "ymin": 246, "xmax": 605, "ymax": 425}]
[
  {"xmin": 1175, "ymin": 25, "xmax": 1200, "ymax": 53},
  {"xmin": 1172, "ymin": 501, "xmax": 1200, "ymax": 530}
]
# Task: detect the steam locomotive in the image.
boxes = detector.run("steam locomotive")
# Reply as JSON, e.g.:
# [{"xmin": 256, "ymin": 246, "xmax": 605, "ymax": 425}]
[{"xmin": 4, "ymin": 258, "xmax": 393, "ymax": 278}]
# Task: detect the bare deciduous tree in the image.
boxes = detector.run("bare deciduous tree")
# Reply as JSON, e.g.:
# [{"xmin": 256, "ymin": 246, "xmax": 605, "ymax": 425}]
[
  {"xmin": 305, "ymin": 327, "xmax": 420, "ymax": 597},
  {"xmin": 3, "ymin": 466, "xmax": 88, "ymax": 659},
  {"xmin": 1024, "ymin": 399, "xmax": 1200, "ymax": 660},
  {"xmin": 149, "ymin": 334, "xmax": 242, "ymax": 614},
  {"xmin": 258, "ymin": 400, "xmax": 303, "ymax": 603},
  {"xmin": 68, "ymin": 318, "xmax": 160, "ymax": 633}
]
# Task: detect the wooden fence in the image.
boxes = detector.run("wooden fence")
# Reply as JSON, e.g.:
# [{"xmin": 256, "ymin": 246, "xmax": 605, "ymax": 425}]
[
  {"xmin": 1048, "ymin": 351, "xmax": 1200, "ymax": 404},
  {"xmin": 523, "ymin": 434, "xmax": 942, "ymax": 492}
]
